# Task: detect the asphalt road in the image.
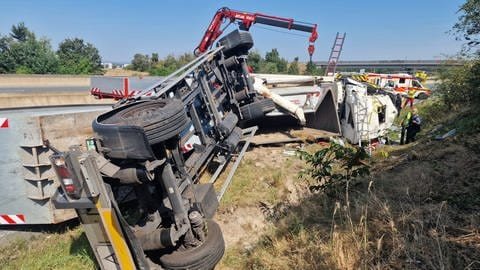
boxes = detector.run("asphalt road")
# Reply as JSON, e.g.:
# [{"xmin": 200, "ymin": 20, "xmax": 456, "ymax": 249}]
[
  {"xmin": 0, "ymin": 86, "xmax": 89, "ymax": 93},
  {"xmin": 0, "ymin": 104, "xmax": 111, "ymax": 114}
]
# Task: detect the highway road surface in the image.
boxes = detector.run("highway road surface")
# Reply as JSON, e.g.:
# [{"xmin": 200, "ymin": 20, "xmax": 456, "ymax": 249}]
[{"xmin": 0, "ymin": 86, "xmax": 89, "ymax": 93}]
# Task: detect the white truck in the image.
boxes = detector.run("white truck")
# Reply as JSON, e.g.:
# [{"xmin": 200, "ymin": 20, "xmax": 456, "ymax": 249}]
[{"xmin": 250, "ymin": 74, "xmax": 397, "ymax": 145}]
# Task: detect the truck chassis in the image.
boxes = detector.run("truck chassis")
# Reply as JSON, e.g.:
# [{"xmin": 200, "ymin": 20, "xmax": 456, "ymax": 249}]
[{"xmin": 52, "ymin": 30, "xmax": 272, "ymax": 270}]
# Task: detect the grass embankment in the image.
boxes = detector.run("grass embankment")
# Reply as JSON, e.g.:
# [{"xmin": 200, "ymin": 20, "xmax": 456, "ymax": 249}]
[
  {"xmin": 218, "ymin": 100, "xmax": 480, "ymax": 269},
  {"xmin": 0, "ymin": 227, "xmax": 95, "ymax": 270}
]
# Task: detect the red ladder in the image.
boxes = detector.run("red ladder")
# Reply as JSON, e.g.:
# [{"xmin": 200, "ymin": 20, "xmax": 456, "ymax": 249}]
[{"xmin": 325, "ymin": 32, "xmax": 346, "ymax": 76}]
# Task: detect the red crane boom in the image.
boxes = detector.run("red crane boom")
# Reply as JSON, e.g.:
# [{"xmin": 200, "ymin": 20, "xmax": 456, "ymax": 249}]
[
  {"xmin": 91, "ymin": 8, "xmax": 319, "ymax": 100},
  {"xmin": 195, "ymin": 7, "xmax": 318, "ymax": 61}
]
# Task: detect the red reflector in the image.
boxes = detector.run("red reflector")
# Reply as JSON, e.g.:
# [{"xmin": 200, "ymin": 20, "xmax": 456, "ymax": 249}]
[
  {"xmin": 64, "ymin": 184, "xmax": 76, "ymax": 193},
  {"xmin": 57, "ymin": 166, "xmax": 71, "ymax": 178}
]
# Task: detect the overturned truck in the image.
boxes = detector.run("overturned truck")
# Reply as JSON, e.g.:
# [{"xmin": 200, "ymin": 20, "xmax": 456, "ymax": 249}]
[{"xmin": 51, "ymin": 30, "xmax": 280, "ymax": 270}]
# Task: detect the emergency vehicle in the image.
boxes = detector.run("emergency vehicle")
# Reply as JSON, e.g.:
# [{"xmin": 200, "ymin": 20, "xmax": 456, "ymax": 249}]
[{"xmin": 366, "ymin": 73, "xmax": 431, "ymax": 99}]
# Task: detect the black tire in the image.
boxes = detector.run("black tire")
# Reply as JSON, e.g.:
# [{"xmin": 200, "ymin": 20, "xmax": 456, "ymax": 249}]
[
  {"xmin": 159, "ymin": 220, "xmax": 225, "ymax": 270},
  {"xmin": 240, "ymin": 98, "xmax": 276, "ymax": 121},
  {"xmin": 417, "ymin": 92, "xmax": 429, "ymax": 100},
  {"xmin": 103, "ymin": 99, "xmax": 189, "ymax": 145},
  {"xmin": 218, "ymin": 30, "xmax": 254, "ymax": 57}
]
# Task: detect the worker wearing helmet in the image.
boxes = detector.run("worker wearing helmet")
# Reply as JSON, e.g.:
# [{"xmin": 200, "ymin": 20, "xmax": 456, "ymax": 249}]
[{"xmin": 403, "ymin": 88, "xmax": 416, "ymax": 108}]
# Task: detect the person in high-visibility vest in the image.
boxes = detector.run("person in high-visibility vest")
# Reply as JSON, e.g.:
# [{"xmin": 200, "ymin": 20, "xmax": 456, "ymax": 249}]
[
  {"xmin": 400, "ymin": 110, "xmax": 412, "ymax": 145},
  {"xmin": 403, "ymin": 88, "xmax": 416, "ymax": 108},
  {"xmin": 406, "ymin": 108, "xmax": 421, "ymax": 143}
]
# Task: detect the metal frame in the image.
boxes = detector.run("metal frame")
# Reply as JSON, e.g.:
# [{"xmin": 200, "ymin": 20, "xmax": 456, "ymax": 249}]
[
  {"xmin": 50, "ymin": 30, "xmax": 268, "ymax": 270},
  {"xmin": 214, "ymin": 126, "xmax": 257, "ymax": 201}
]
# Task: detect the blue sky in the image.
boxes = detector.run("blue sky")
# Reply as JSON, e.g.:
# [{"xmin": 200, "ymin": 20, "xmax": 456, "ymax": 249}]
[{"xmin": 0, "ymin": 0, "xmax": 466, "ymax": 62}]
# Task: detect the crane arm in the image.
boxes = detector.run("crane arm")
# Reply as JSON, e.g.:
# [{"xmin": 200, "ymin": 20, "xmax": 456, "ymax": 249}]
[{"xmin": 195, "ymin": 7, "xmax": 318, "ymax": 59}]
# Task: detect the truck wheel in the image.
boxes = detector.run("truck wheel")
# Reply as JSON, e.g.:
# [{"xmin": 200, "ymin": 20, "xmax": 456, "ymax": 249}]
[
  {"xmin": 103, "ymin": 99, "xmax": 189, "ymax": 145},
  {"xmin": 240, "ymin": 98, "xmax": 275, "ymax": 121},
  {"xmin": 218, "ymin": 29, "xmax": 254, "ymax": 57},
  {"xmin": 159, "ymin": 220, "xmax": 225, "ymax": 270},
  {"xmin": 417, "ymin": 92, "xmax": 429, "ymax": 100}
]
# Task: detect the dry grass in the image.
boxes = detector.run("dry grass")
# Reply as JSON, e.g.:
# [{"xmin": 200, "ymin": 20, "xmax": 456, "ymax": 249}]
[
  {"xmin": 215, "ymin": 146, "xmax": 308, "ymax": 209},
  {"xmin": 218, "ymin": 107, "xmax": 480, "ymax": 269},
  {"xmin": 102, "ymin": 68, "xmax": 149, "ymax": 77}
]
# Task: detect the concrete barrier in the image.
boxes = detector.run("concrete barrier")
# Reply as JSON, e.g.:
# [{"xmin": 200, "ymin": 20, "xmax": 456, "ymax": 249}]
[
  {"xmin": 0, "ymin": 92, "xmax": 113, "ymax": 109},
  {"xmin": 0, "ymin": 74, "xmax": 90, "ymax": 88}
]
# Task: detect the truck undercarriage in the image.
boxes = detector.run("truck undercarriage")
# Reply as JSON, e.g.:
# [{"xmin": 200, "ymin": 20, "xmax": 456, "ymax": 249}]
[{"xmin": 52, "ymin": 30, "xmax": 274, "ymax": 270}]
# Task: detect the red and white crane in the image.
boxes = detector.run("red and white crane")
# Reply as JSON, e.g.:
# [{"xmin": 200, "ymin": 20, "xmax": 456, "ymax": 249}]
[
  {"xmin": 91, "ymin": 7, "xmax": 319, "ymax": 100},
  {"xmin": 195, "ymin": 7, "xmax": 318, "ymax": 61}
]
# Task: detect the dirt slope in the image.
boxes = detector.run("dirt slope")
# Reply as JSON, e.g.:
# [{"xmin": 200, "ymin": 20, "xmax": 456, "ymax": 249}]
[{"xmin": 217, "ymin": 133, "xmax": 480, "ymax": 269}]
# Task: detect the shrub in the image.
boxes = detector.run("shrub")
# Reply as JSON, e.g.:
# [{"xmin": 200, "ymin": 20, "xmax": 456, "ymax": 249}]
[
  {"xmin": 437, "ymin": 60, "xmax": 480, "ymax": 107},
  {"xmin": 297, "ymin": 142, "xmax": 370, "ymax": 197}
]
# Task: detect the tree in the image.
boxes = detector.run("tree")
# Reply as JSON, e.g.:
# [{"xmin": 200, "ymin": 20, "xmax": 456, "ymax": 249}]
[
  {"xmin": 0, "ymin": 23, "xmax": 58, "ymax": 74},
  {"xmin": 177, "ymin": 53, "xmax": 195, "ymax": 66},
  {"xmin": 131, "ymin": 53, "xmax": 151, "ymax": 72},
  {"xmin": 151, "ymin": 53, "xmax": 159, "ymax": 64},
  {"xmin": 0, "ymin": 35, "xmax": 14, "ymax": 73},
  {"xmin": 10, "ymin": 38, "xmax": 59, "ymax": 74},
  {"xmin": 305, "ymin": 61, "xmax": 322, "ymax": 75},
  {"xmin": 287, "ymin": 57, "xmax": 300, "ymax": 75},
  {"xmin": 149, "ymin": 53, "xmax": 196, "ymax": 76},
  {"xmin": 277, "ymin": 58, "xmax": 288, "ymax": 73},
  {"xmin": 57, "ymin": 38, "xmax": 102, "ymax": 74},
  {"xmin": 265, "ymin": 48, "xmax": 280, "ymax": 63},
  {"xmin": 263, "ymin": 62, "xmax": 278, "ymax": 73},
  {"xmin": 436, "ymin": 1, "xmax": 480, "ymax": 108},
  {"xmin": 453, "ymin": 0, "xmax": 480, "ymax": 53},
  {"xmin": 10, "ymin": 22, "xmax": 34, "ymax": 42},
  {"xmin": 248, "ymin": 50, "xmax": 263, "ymax": 72},
  {"xmin": 263, "ymin": 48, "xmax": 289, "ymax": 73},
  {"xmin": 0, "ymin": 22, "xmax": 103, "ymax": 74}
]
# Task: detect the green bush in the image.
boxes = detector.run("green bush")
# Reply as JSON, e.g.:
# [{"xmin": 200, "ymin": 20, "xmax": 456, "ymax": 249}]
[
  {"xmin": 437, "ymin": 60, "xmax": 480, "ymax": 107},
  {"xmin": 1, "ymin": 22, "xmax": 102, "ymax": 75},
  {"xmin": 297, "ymin": 142, "xmax": 370, "ymax": 197}
]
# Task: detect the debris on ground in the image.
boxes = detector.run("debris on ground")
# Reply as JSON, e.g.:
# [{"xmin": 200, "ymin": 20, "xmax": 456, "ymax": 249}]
[{"xmin": 435, "ymin": 128, "xmax": 457, "ymax": 140}]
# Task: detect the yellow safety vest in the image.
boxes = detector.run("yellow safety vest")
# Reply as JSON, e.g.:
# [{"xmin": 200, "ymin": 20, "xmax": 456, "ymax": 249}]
[
  {"xmin": 407, "ymin": 89, "xmax": 415, "ymax": 98},
  {"xmin": 402, "ymin": 111, "xmax": 412, "ymax": 126}
]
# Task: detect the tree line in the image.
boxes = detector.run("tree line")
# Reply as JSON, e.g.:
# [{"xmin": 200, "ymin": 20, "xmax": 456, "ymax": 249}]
[
  {"xmin": 438, "ymin": 0, "xmax": 480, "ymax": 108},
  {"xmin": 128, "ymin": 48, "xmax": 323, "ymax": 76},
  {"xmin": 248, "ymin": 49, "xmax": 322, "ymax": 75},
  {"xmin": 1, "ymin": 22, "xmax": 323, "ymax": 76},
  {"xmin": 128, "ymin": 52, "xmax": 196, "ymax": 76},
  {"xmin": 0, "ymin": 22, "xmax": 102, "ymax": 74}
]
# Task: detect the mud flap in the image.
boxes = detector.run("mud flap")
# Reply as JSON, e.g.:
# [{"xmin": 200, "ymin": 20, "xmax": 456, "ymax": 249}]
[{"xmin": 193, "ymin": 183, "xmax": 219, "ymax": 219}]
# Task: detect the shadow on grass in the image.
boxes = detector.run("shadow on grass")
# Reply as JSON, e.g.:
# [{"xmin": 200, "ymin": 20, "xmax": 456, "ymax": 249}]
[{"xmin": 69, "ymin": 231, "xmax": 96, "ymax": 261}]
